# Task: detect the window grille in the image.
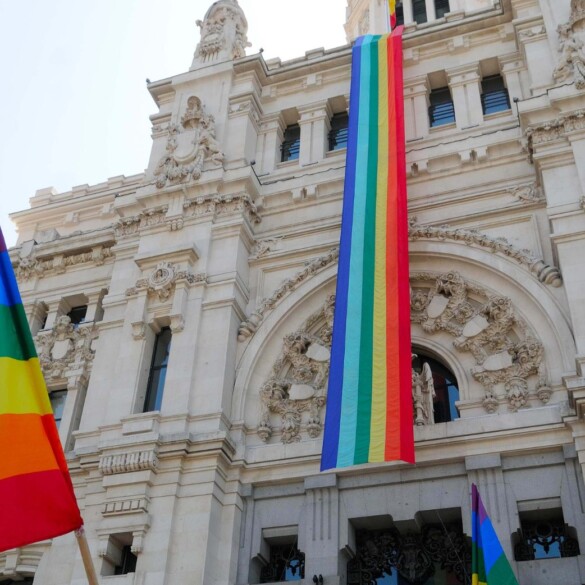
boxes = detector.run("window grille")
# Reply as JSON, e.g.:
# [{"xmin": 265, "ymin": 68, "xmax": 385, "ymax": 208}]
[
  {"xmin": 515, "ymin": 517, "xmax": 580, "ymax": 561},
  {"xmin": 328, "ymin": 112, "xmax": 349, "ymax": 151},
  {"xmin": 280, "ymin": 125, "xmax": 301, "ymax": 162},
  {"xmin": 435, "ymin": 0, "xmax": 450, "ymax": 18},
  {"xmin": 481, "ymin": 75, "xmax": 511, "ymax": 115},
  {"xmin": 428, "ymin": 87, "xmax": 455, "ymax": 127},
  {"xmin": 260, "ymin": 542, "xmax": 305, "ymax": 583},
  {"xmin": 143, "ymin": 327, "xmax": 172, "ymax": 412},
  {"xmin": 413, "ymin": 0, "xmax": 427, "ymax": 24}
]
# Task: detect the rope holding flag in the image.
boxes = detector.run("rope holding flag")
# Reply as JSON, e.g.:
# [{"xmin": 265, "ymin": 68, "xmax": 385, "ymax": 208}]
[
  {"xmin": 0, "ymin": 226, "xmax": 83, "ymax": 552},
  {"xmin": 321, "ymin": 28, "xmax": 413, "ymax": 471},
  {"xmin": 472, "ymin": 484, "xmax": 519, "ymax": 585}
]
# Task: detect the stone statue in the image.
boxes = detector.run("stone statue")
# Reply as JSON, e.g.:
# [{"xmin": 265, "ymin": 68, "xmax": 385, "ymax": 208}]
[
  {"xmin": 192, "ymin": 0, "xmax": 251, "ymax": 67},
  {"xmin": 412, "ymin": 356, "xmax": 436, "ymax": 426}
]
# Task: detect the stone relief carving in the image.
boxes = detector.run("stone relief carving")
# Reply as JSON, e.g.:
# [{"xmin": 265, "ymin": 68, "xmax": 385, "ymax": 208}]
[
  {"xmin": 251, "ymin": 236, "xmax": 284, "ymax": 260},
  {"xmin": 154, "ymin": 97, "xmax": 224, "ymax": 189},
  {"xmin": 411, "ymin": 271, "xmax": 551, "ymax": 412},
  {"xmin": 194, "ymin": 0, "xmax": 251, "ymax": 63},
  {"xmin": 35, "ymin": 316, "xmax": 98, "ymax": 380},
  {"xmin": 525, "ymin": 110, "xmax": 585, "ymax": 160},
  {"xmin": 239, "ymin": 247, "xmax": 339, "ymax": 341},
  {"xmin": 114, "ymin": 206, "xmax": 169, "ymax": 238},
  {"xmin": 257, "ymin": 296, "xmax": 334, "ymax": 444},
  {"xmin": 183, "ymin": 192, "xmax": 261, "ymax": 225},
  {"xmin": 408, "ymin": 217, "xmax": 562, "ymax": 287},
  {"xmin": 507, "ymin": 182, "xmax": 545, "ymax": 204},
  {"xmin": 554, "ymin": 9, "xmax": 585, "ymax": 89},
  {"xmin": 14, "ymin": 244, "xmax": 114, "ymax": 281},
  {"xmin": 126, "ymin": 262, "xmax": 206, "ymax": 302}
]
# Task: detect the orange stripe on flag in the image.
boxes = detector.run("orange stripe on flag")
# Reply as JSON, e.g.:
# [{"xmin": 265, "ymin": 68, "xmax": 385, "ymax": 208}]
[{"xmin": 0, "ymin": 413, "xmax": 61, "ymax": 481}]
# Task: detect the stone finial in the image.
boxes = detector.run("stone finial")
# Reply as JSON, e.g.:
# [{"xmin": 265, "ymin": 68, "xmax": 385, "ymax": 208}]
[{"xmin": 191, "ymin": 0, "xmax": 251, "ymax": 67}]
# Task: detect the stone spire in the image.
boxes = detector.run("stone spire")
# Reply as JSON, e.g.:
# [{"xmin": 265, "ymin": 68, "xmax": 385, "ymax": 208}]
[{"xmin": 191, "ymin": 0, "xmax": 251, "ymax": 68}]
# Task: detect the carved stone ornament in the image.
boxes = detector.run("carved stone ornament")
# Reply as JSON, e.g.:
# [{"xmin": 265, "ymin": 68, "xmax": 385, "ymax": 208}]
[
  {"xmin": 257, "ymin": 296, "xmax": 335, "ymax": 444},
  {"xmin": 99, "ymin": 449, "xmax": 159, "ymax": 475},
  {"xmin": 14, "ymin": 244, "xmax": 114, "ymax": 281},
  {"xmin": 507, "ymin": 182, "xmax": 545, "ymax": 204},
  {"xmin": 34, "ymin": 316, "xmax": 98, "ymax": 380},
  {"xmin": 153, "ymin": 97, "xmax": 224, "ymax": 189},
  {"xmin": 554, "ymin": 1, "xmax": 585, "ymax": 90},
  {"xmin": 193, "ymin": 0, "xmax": 251, "ymax": 64},
  {"xmin": 126, "ymin": 261, "xmax": 206, "ymax": 302},
  {"xmin": 411, "ymin": 271, "xmax": 551, "ymax": 412},
  {"xmin": 183, "ymin": 192, "xmax": 261, "ymax": 225},
  {"xmin": 239, "ymin": 247, "xmax": 340, "ymax": 340},
  {"xmin": 408, "ymin": 217, "xmax": 562, "ymax": 287},
  {"xmin": 412, "ymin": 358, "xmax": 435, "ymax": 426}
]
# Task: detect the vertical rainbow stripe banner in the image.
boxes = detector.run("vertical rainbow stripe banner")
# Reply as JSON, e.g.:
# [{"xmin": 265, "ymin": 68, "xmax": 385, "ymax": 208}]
[
  {"xmin": 321, "ymin": 29, "xmax": 414, "ymax": 471},
  {"xmin": 472, "ymin": 484, "xmax": 519, "ymax": 585},
  {"xmin": 0, "ymin": 227, "xmax": 82, "ymax": 552}
]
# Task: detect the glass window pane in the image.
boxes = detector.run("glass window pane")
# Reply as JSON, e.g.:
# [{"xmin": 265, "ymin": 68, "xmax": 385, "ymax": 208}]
[
  {"xmin": 143, "ymin": 328, "xmax": 172, "ymax": 413},
  {"xmin": 281, "ymin": 125, "xmax": 301, "ymax": 162},
  {"xmin": 50, "ymin": 390, "xmax": 67, "ymax": 427},
  {"xmin": 67, "ymin": 305, "xmax": 87, "ymax": 325}
]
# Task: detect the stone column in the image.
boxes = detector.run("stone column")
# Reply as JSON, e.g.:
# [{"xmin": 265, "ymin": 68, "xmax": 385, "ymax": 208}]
[
  {"xmin": 303, "ymin": 474, "xmax": 340, "ymax": 581},
  {"xmin": 447, "ymin": 63, "xmax": 483, "ymax": 130},
  {"xmin": 403, "ymin": 0, "xmax": 414, "ymax": 24},
  {"xmin": 424, "ymin": 0, "xmax": 436, "ymax": 22},
  {"xmin": 516, "ymin": 20, "xmax": 555, "ymax": 92},
  {"xmin": 404, "ymin": 75, "xmax": 430, "ymax": 140},
  {"xmin": 499, "ymin": 54, "xmax": 527, "ymax": 104},
  {"xmin": 256, "ymin": 113, "xmax": 285, "ymax": 174},
  {"xmin": 226, "ymin": 95, "xmax": 261, "ymax": 169},
  {"xmin": 298, "ymin": 102, "xmax": 333, "ymax": 167}
]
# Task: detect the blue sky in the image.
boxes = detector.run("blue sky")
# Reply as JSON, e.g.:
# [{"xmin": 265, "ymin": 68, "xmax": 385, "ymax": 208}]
[{"xmin": 0, "ymin": 0, "xmax": 347, "ymax": 246}]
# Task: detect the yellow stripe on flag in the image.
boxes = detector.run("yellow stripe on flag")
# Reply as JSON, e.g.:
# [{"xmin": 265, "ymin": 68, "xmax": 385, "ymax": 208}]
[
  {"xmin": 369, "ymin": 36, "xmax": 390, "ymax": 461},
  {"xmin": 0, "ymin": 357, "xmax": 53, "ymax": 415}
]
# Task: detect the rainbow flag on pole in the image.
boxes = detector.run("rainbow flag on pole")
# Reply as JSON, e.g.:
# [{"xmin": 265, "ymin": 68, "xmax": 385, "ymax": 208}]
[
  {"xmin": 0, "ymin": 227, "xmax": 82, "ymax": 552},
  {"xmin": 472, "ymin": 484, "xmax": 519, "ymax": 585},
  {"xmin": 321, "ymin": 29, "xmax": 413, "ymax": 471}
]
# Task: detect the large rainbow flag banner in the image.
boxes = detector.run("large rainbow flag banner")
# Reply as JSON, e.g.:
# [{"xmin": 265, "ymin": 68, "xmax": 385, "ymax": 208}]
[
  {"xmin": 0, "ymin": 227, "xmax": 82, "ymax": 552},
  {"xmin": 472, "ymin": 484, "xmax": 519, "ymax": 585},
  {"xmin": 321, "ymin": 29, "xmax": 414, "ymax": 471}
]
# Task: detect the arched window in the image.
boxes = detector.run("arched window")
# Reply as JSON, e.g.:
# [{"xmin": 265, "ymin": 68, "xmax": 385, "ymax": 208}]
[{"xmin": 412, "ymin": 351, "xmax": 460, "ymax": 424}]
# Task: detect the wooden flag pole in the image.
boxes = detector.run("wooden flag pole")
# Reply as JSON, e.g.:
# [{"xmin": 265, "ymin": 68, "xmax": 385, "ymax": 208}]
[{"xmin": 75, "ymin": 527, "xmax": 100, "ymax": 585}]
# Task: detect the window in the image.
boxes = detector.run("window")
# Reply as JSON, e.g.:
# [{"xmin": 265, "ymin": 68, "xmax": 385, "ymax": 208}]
[
  {"xmin": 101, "ymin": 533, "xmax": 137, "ymax": 576},
  {"xmin": 143, "ymin": 327, "xmax": 172, "ymax": 412},
  {"xmin": 428, "ymin": 87, "xmax": 455, "ymax": 127},
  {"xmin": 435, "ymin": 0, "xmax": 450, "ymax": 19},
  {"xmin": 395, "ymin": 1, "xmax": 404, "ymax": 26},
  {"xmin": 49, "ymin": 390, "xmax": 67, "ymax": 428},
  {"xmin": 260, "ymin": 540, "xmax": 305, "ymax": 583},
  {"xmin": 280, "ymin": 125, "xmax": 300, "ymax": 162},
  {"xmin": 514, "ymin": 509, "xmax": 580, "ymax": 561},
  {"xmin": 348, "ymin": 517, "xmax": 471, "ymax": 585},
  {"xmin": 481, "ymin": 75, "xmax": 511, "ymax": 115},
  {"xmin": 328, "ymin": 112, "xmax": 349, "ymax": 151},
  {"xmin": 413, "ymin": 0, "xmax": 427, "ymax": 24},
  {"xmin": 67, "ymin": 305, "xmax": 87, "ymax": 326},
  {"xmin": 412, "ymin": 352, "xmax": 460, "ymax": 424}
]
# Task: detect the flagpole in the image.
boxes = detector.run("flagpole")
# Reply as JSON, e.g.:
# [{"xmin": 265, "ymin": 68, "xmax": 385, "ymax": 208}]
[{"xmin": 75, "ymin": 527, "xmax": 100, "ymax": 585}]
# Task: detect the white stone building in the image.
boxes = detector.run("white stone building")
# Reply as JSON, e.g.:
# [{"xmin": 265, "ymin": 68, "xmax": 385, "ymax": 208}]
[{"xmin": 4, "ymin": 0, "xmax": 585, "ymax": 583}]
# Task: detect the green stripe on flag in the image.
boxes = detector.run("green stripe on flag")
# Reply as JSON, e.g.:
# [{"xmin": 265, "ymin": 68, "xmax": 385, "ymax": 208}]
[{"xmin": 0, "ymin": 304, "xmax": 38, "ymax": 361}]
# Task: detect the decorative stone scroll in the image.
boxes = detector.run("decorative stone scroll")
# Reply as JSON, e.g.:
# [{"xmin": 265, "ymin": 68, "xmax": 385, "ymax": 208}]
[
  {"xmin": 35, "ymin": 316, "xmax": 98, "ymax": 380},
  {"xmin": 125, "ymin": 262, "xmax": 206, "ymax": 303},
  {"xmin": 411, "ymin": 271, "xmax": 551, "ymax": 412},
  {"xmin": 408, "ymin": 218, "xmax": 562, "ymax": 287},
  {"xmin": 193, "ymin": 0, "xmax": 251, "ymax": 64},
  {"xmin": 153, "ymin": 96, "xmax": 224, "ymax": 189},
  {"xmin": 257, "ymin": 296, "xmax": 334, "ymax": 444},
  {"xmin": 506, "ymin": 182, "xmax": 545, "ymax": 204}
]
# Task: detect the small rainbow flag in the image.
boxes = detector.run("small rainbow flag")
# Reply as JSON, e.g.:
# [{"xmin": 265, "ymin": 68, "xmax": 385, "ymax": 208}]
[
  {"xmin": 0, "ymin": 227, "xmax": 82, "ymax": 552},
  {"xmin": 321, "ymin": 29, "xmax": 413, "ymax": 471},
  {"xmin": 472, "ymin": 484, "xmax": 519, "ymax": 585},
  {"xmin": 389, "ymin": 0, "xmax": 397, "ymax": 29}
]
